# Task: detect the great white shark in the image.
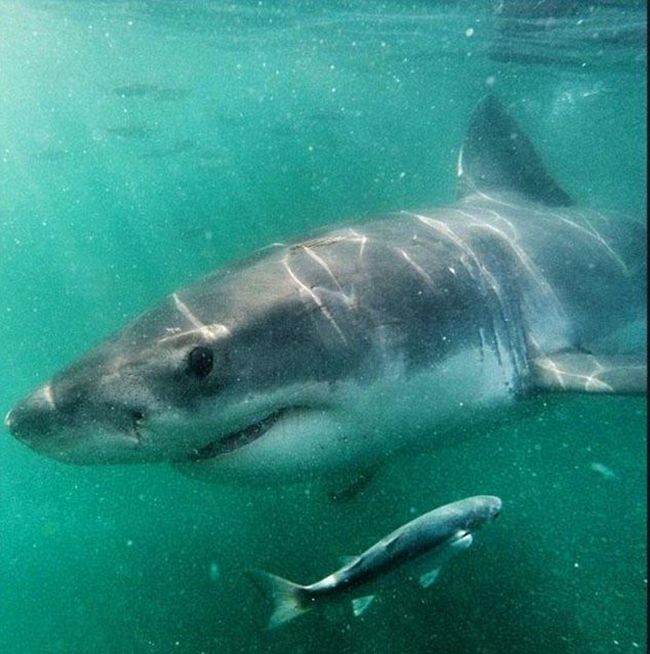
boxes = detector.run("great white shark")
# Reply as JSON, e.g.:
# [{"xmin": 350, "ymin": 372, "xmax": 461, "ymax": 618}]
[{"xmin": 4, "ymin": 96, "xmax": 646, "ymax": 490}]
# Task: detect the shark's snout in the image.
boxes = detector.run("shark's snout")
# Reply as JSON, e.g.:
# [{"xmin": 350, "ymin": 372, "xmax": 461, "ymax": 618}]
[
  {"xmin": 5, "ymin": 384, "xmax": 58, "ymax": 445},
  {"xmin": 5, "ymin": 380, "xmax": 152, "ymax": 464}
]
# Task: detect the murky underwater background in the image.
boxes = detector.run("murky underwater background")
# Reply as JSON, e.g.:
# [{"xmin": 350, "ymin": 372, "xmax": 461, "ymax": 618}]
[{"xmin": 0, "ymin": 1, "xmax": 646, "ymax": 652}]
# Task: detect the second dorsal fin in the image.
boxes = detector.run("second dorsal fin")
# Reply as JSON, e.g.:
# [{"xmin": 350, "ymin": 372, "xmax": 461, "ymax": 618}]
[{"xmin": 457, "ymin": 95, "xmax": 574, "ymax": 207}]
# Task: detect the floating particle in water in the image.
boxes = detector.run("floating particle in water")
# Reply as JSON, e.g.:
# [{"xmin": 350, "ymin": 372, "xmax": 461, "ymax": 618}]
[
  {"xmin": 588, "ymin": 462, "xmax": 618, "ymax": 480},
  {"xmin": 209, "ymin": 561, "xmax": 220, "ymax": 582}
]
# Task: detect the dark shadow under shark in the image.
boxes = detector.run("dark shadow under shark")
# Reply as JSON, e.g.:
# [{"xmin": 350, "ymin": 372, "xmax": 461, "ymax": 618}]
[{"xmin": 4, "ymin": 96, "xmax": 646, "ymax": 491}]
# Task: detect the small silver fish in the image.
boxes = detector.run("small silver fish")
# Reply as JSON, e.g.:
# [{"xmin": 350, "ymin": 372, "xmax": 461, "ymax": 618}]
[
  {"xmin": 111, "ymin": 83, "xmax": 160, "ymax": 98},
  {"xmin": 104, "ymin": 125, "xmax": 158, "ymax": 140},
  {"xmin": 247, "ymin": 495, "xmax": 502, "ymax": 628}
]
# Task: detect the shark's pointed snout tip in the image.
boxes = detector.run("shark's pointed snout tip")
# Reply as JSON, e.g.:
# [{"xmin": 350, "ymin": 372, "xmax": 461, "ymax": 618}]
[
  {"xmin": 4, "ymin": 384, "xmax": 57, "ymax": 441},
  {"xmin": 4, "ymin": 402, "xmax": 29, "ymax": 440}
]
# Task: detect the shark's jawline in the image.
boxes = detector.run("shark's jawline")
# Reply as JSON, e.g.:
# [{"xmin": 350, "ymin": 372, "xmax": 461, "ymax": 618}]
[{"xmin": 186, "ymin": 407, "xmax": 295, "ymax": 461}]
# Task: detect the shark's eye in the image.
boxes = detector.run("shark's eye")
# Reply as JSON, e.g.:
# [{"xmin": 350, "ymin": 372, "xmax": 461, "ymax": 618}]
[{"xmin": 187, "ymin": 346, "xmax": 214, "ymax": 378}]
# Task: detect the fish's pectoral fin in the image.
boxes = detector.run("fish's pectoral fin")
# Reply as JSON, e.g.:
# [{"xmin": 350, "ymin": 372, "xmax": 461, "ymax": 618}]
[
  {"xmin": 351, "ymin": 595, "xmax": 376, "ymax": 617},
  {"xmin": 325, "ymin": 464, "xmax": 382, "ymax": 503},
  {"xmin": 452, "ymin": 530, "xmax": 474, "ymax": 550},
  {"xmin": 418, "ymin": 567, "xmax": 441, "ymax": 588},
  {"xmin": 417, "ymin": 530, "xmax": 474, "ymax": 588},
  {"xmin": 458, "ymin": 95, "xmax": 574, "ymax": 207},
  {"xmin": 531, "ymin": 352, "xmax": 647, "ymax": 395}
]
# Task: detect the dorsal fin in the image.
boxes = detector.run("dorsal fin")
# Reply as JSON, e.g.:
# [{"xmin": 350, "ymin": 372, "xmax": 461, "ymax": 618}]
[{"xmin": 457, "ymin": 95, "xmax": 574, "ymax": 207}]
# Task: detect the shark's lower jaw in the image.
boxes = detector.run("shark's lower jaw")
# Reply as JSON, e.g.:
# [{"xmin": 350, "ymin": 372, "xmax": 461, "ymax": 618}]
[{"xmin": 185, "ymin": 407, "xmax": 295, "ymax": 461}]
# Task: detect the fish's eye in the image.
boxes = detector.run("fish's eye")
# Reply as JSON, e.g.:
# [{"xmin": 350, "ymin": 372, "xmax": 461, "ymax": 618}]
[{"xmin": 187, "ymin": 346, "xmax": 214, "ymax": 378}]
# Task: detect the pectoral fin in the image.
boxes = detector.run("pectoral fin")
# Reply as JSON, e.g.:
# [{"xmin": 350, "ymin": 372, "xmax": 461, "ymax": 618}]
[
  {"xmin": 326, "ymin": 465, "xmax": 381, "ymax": 503},
  {"xmin": 416, "ymin": 531, "xmax": 474, "ymax": 589},
  {"xmin": 418, "ymin": 568, "xmax": 441, "ymax": 588},
  {"xmin": 531, "ymin": 352, "xmax": 646, "ymax": 395},
  {"xmin": 351, "ymin": 595, "xmax": 375, "ymax": 617}
]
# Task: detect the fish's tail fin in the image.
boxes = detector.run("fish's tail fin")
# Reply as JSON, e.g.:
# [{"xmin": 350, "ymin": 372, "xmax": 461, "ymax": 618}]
[{"xmin": 246, "ymin": 569, "xmax": 311, "ymax": 629}]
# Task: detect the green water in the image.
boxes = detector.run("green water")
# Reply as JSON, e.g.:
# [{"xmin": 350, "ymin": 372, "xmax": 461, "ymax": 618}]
[{"xmin": 0, "ymin": 1, "xmax": 646, "ymax": 652}]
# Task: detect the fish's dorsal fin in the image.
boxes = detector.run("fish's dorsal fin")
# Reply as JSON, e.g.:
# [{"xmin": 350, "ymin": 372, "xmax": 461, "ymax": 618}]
[
  {"xmin": 457, "ymin": 95, "xmax": 574, "ymax": 207},
  {"xmin": 382, "ymin": 529, "xmax": 406, "ymax": 554}
]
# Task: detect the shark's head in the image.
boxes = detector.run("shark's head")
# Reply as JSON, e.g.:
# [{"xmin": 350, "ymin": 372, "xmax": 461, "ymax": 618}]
[
  {"xmin": 5, "ymin": 319, "xmax": 236, "ymax": 465},
  {"xmin": 4, "ymin": 255, "xmax": 359, "ymax": 477}
]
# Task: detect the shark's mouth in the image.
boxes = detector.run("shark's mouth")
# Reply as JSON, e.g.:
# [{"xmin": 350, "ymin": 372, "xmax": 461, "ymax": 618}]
[{"xmin": 186, "ymin": 407, "xmax": 292, "ymax": 461}]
